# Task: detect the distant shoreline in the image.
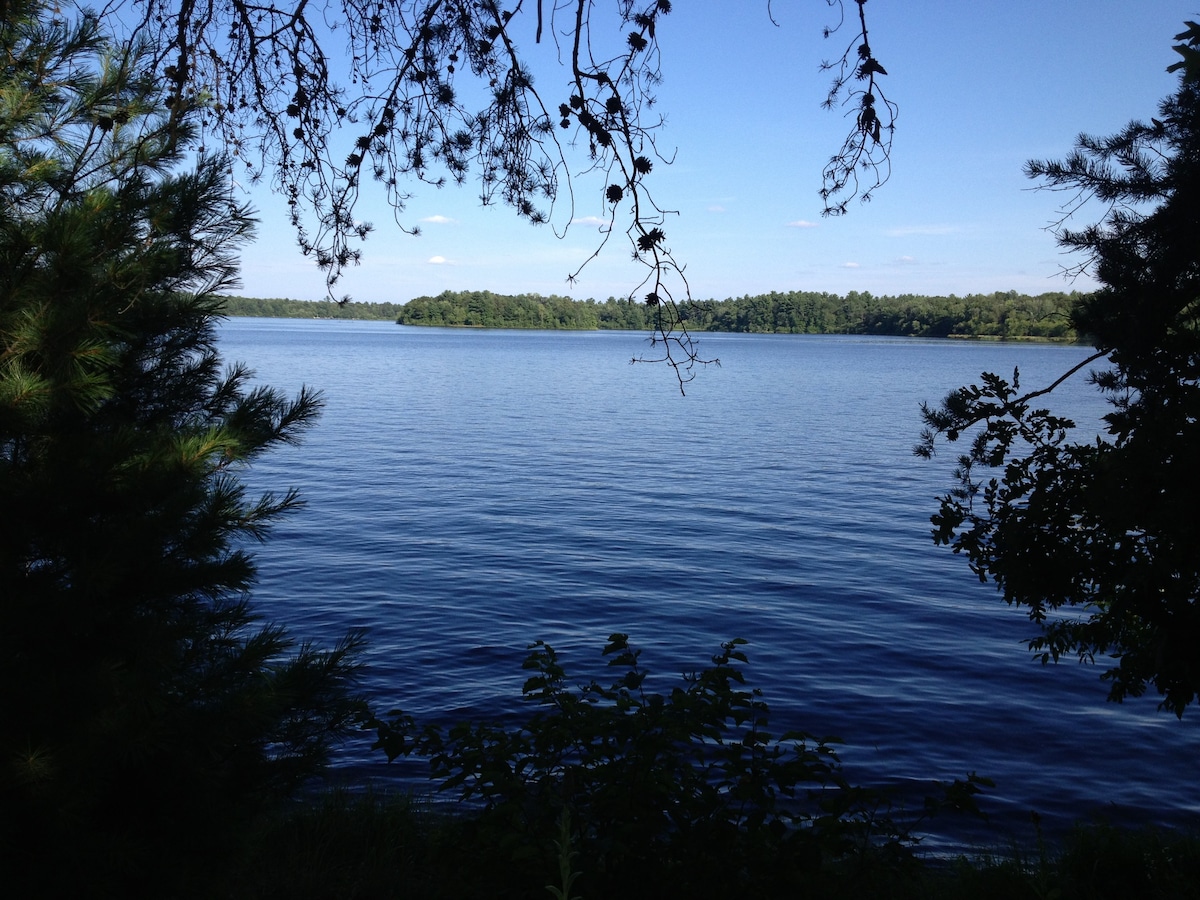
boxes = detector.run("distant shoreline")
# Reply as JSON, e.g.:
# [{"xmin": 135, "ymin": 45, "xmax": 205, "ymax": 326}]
[{"xmin": 220, "ymin": 289, "xmax": 1086, "ymax": 342}]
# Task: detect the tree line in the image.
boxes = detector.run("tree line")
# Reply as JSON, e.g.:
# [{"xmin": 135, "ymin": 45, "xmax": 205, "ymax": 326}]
[
  {"xmin": 225, "ymin": 288, "xmax": 1082, "ymax": 339},
  {"xmin": 221, "ymin": 295, "xmax": 405, "ymax": 320},
  {"xmin": 387, "ymin": 288, "xmax": 1083, "ymax": 339}
]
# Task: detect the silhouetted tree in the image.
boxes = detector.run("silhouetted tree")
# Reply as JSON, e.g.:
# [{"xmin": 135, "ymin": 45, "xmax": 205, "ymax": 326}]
[
  {"xmin": 107, "ymin": 0, "xmax": 893, "ymax": 386},
  {"xmin": 916, "ymin": 22, "xmax": 1200, "ymax": 717},
  {"xmin": 0, "ymin": 4, "xmax": 364, "ymax": 893}
]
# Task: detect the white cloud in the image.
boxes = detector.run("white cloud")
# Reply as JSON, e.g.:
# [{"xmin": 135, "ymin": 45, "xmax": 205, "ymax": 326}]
[
  {"xmin": 570, "ymin": 215, "xmax": 610, "ymax": 227},
  {"xmin": 841, "ymin": 261, "xmax": 860, "ymax": 269},
  {"xmin": 786, "ymin": 219, "xmax": 818, "ymax": 228},
  {"xmin": 707, "ymin": 205, "xmax": 726, "ymax": 213},
  {"xmin": 420, "ymin": 215, "xmax": 458, "ymax": 225},
  {"xmin": 427, "ymin": 255, "xmax": 452, "ymax": 265},
  {"xmin": 894, "ymin": 255, "xmax": 917, "ymax": 265}
]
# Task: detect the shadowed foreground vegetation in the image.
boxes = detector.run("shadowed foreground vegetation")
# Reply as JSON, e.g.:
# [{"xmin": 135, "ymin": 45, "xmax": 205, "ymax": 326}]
[
  {"xmin": 239, "ymin": 635, "xmax": 1199, "ymax": 900},
  {"xmin": 224, "ymin": 289, "xmax": 1083, "ymax": 340},
  {"xmin": 241, "ymin": 794, "xmax": 1200, "ymax": 900}
]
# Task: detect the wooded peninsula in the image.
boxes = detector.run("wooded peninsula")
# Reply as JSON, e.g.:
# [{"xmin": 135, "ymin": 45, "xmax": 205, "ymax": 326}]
[{"xmin": 222, "ymin": 289, "xmax": 1085, "ymax": 341}]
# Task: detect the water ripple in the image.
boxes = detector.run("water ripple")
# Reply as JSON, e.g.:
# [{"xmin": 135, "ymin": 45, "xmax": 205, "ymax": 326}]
[{"xmin": 221, "ymin": 320, "xmax": 1200, "ymax": 848}]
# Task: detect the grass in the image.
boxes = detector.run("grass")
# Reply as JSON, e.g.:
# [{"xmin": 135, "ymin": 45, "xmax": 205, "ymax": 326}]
[{"xmin": 236, "ymin": 789, "xmax": 1200, "ymax": 900}]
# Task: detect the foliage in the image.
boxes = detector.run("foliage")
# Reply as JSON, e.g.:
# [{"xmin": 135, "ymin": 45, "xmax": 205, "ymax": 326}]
[
  {"xmin": 368, "ymin": 634, "xmax": 990, "ymax": 899},
  {"xmin": 677, "ymin": 289, "xmax": 1078, "ymax": 338},
  {"xmin": 388, "ymin": 288, "xmax": 1080, "ymax": 338},
  {"xmin": 243, "ymin": 789, "xmax": 434, "ymax": 900},
  {"xmin": 221, "ymin": 294, "xmax": 406, "ymax": 320},
  {"xmin": 818, "ymin": 0, "xmax": 897, "ymax": 214},
  {"xmin": 916, "ymin": 23, "xmax": 1200, "ymax": 716},
  {"xmin": 0, "ymin": 3, "xmax": 364, "ymax": 894},
  {"xmin": 947, "ymin": 821, "xmax": 1200, "ymax": 900},
  {"xmin": 222, "ymin": 286, "xmax": 1080, "ymax": 337},
  {"xmin": 236, "ymin": 791, "xmax": 1200, "ymax": 900},
  {"xmin": 98, "ymin": 0, "xmax": 894, "ymax": 387},
  {"xmin": 396, "ymin": 289, "xmax": 611, "ymax": 328}
]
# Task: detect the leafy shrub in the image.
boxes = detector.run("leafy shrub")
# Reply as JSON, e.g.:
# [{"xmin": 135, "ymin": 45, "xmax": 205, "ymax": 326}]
[{"xmin": 370, "ymin": 635, "xmax": 988, "ymax": 898}]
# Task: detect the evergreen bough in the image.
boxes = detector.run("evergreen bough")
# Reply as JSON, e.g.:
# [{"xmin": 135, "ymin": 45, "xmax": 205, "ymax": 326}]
[{"xmin": 0, "ymin": 4, "xmax": 364, "ymax": 894}]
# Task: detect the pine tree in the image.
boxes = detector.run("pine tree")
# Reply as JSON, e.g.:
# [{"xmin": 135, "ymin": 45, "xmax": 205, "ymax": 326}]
[
  {"xmin": 0, "ymin": 3, "xmax": 365, "ymax": 893},
  {"xmin": 917, "ymin": 22, "xmax": 1200, "ymax": 717}
]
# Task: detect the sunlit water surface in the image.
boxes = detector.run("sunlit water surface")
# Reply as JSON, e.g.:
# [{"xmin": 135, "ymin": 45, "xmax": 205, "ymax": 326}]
[{"xmin": 219, "ymin": 318, "xmax": 1200, "ymax": 850}]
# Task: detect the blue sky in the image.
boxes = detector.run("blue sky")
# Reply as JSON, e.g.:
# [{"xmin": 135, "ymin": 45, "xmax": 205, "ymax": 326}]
[{"xmin": 233, "ymin": 1, "xmax": 1192, "ymax": 304}]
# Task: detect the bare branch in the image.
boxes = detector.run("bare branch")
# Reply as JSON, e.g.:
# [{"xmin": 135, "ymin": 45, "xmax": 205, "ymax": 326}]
[
  {"xmin": 818, "ymin": 0, "xmax": 895, "ymax": 215},
  {"xmin": 99, "ymin": 0, "xmax": 891, "ymax": 385}
]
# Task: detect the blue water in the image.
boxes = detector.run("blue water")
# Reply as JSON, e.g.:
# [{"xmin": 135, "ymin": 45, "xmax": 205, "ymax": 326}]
[{"xmin": 219, "ymin": 318, "xmax": 1199, "ymax": 849}]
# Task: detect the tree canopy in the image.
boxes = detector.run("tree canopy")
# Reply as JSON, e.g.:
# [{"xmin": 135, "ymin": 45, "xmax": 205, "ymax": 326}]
[
  {"xmin": 0, "ymin": 3, "xmax": 364, "ymax": 892},
  {"xmin": 385, "ymin": 287, "xmax": 1081, "ymax": 337},
  {"xmin": 916, "ymin": 23, "xmax": 1200, "ymax": 717},
  {"xmin": 100, "ymin": 0, "xmax": 894, "ymax": 384}
]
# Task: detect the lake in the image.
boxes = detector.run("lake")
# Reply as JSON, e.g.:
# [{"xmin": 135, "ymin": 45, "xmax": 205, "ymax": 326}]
[{"xmin": 218, "ymin": 317, "xmax": 1199, "ymax": 849}]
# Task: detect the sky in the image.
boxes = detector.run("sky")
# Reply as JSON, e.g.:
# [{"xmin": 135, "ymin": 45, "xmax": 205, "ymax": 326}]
[{"xmin": 232, "ymin": 1, "xmax": 1193, "ymax": 304}]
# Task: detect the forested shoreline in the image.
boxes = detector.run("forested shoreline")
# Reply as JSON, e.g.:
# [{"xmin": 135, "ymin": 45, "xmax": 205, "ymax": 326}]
[
  {"xmin": 224, "ymin": 288, "xmax": 1084, "ymax": 340},
  {"xmin": 221, "ymin": 295, "xmax": 406, "ymax": 320}
]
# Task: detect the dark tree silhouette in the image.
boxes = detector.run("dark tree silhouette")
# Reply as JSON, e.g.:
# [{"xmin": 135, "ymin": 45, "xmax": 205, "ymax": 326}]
[
  {"xmin": 0, "ymin": 4, "xmax": 364, "ymax": 893},
  {"xmin": 916, "ymin": 22, "xmax": 1200, "ymax": 717},
  {"xmin": 107, "ymin": 0, "xmax": 893, "ymax": 387}
]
